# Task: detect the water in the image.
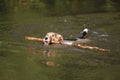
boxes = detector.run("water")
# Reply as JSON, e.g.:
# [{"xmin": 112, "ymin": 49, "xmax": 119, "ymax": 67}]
[{"xmin": 0, "ymin": 1, "xmax": 120, "ymax": 80}]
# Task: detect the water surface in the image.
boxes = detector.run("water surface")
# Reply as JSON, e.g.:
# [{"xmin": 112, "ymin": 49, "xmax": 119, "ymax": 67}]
[{"xmin": 0, "ymin": 1, "xmax": 120, "ymax": 80}]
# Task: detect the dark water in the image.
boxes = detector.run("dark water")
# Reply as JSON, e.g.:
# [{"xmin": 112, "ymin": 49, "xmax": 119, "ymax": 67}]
[{"xmin": 0, "ymin": 1, "xmax": 120, "ymax": 80}]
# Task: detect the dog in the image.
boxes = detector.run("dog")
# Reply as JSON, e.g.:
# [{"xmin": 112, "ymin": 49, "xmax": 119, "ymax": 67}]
[
  {"xmin": 43, "ymin": 32, "xmax": 63, "ymax": 45},
  {"xmin": 79, "ymin": 28, "xmax": 89, "ymax": 39}
]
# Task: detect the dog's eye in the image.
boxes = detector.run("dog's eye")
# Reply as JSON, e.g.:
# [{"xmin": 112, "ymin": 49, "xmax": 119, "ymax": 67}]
[
  {"xmin": 45, "ymin": 37, "xmax": 48, "ymax": 40},
  {"xmin": 52, "ymin": 35, "xmax": 54, "ymax": 37}
]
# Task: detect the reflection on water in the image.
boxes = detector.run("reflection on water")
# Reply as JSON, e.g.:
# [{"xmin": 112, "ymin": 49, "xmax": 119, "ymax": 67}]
[{"xmin": 0, "ymin": 0, "xmax": 120, "ymax": 80}]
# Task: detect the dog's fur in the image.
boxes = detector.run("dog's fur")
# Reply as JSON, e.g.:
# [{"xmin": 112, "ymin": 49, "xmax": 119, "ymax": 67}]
[{"xmin": 43, "ymin": 32, "xmax": 63, "ymax": 45}]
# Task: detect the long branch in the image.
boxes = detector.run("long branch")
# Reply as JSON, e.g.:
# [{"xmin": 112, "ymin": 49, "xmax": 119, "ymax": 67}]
[{"xmin": 25, "ymin": 36, "xmax": 110, "ymax": 52}]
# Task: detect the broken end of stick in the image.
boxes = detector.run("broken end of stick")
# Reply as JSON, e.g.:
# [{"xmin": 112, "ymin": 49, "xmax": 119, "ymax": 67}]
[
  {"xmin": 25, "ymin": 36, "xmax": 30, "ymax": 40},
  {"xmin": 25, "ymin": 36, "xmax": 35, "ymax": 40},
  {"xmin": 99, "ymin": 48, "xmax": 111, "ymax": 52}
]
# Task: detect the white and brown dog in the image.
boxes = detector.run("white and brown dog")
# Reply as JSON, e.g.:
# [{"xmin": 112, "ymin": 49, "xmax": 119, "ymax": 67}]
[{"xmin": 43, "ymin": 32, "xmax": 63, "ymax": 45}]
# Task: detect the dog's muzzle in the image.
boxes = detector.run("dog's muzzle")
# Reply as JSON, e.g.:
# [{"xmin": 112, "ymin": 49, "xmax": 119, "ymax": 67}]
[{"xmin": 43, "ymin": 36, "xmax": 51, "ymax": 45}]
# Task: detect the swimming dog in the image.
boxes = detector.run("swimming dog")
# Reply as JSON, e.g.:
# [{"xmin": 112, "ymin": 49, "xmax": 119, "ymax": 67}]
[{"xmin": 43, "ymin": 32, "xmax": 63, "ymax": 45}]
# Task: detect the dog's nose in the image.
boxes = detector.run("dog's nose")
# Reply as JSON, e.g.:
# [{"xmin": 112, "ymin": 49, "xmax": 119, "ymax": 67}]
[{"xmin": 45, "ymin": 37, "xmax": 48, "ymax": 40}]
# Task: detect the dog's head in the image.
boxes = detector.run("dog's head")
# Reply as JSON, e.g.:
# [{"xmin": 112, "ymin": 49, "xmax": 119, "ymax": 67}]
[{"xmin": 43, "ymin": 32, "xmax": 63, "ymax": 45}]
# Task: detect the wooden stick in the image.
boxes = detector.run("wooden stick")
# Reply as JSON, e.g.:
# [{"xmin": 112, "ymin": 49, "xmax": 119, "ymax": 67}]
[
  {"xmin": 25, "ymin": 36, "xmax": 110, "ymax": 52},
  {"xmin": 25, "ymin": 36, "xmax": 60, "ymax": 44},
  {"xmin": 25, "ymin": 36, "xmax": 43, "ymax": 42},
  {"xmin": 76, "ymin": 44, "xmax": 110, "ymax": 52}
]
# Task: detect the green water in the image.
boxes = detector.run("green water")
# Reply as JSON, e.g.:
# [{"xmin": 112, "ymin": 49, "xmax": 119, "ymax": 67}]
[{"xmin": 0, "ymin": 1, "xmax": 120, "ymax": 80}]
